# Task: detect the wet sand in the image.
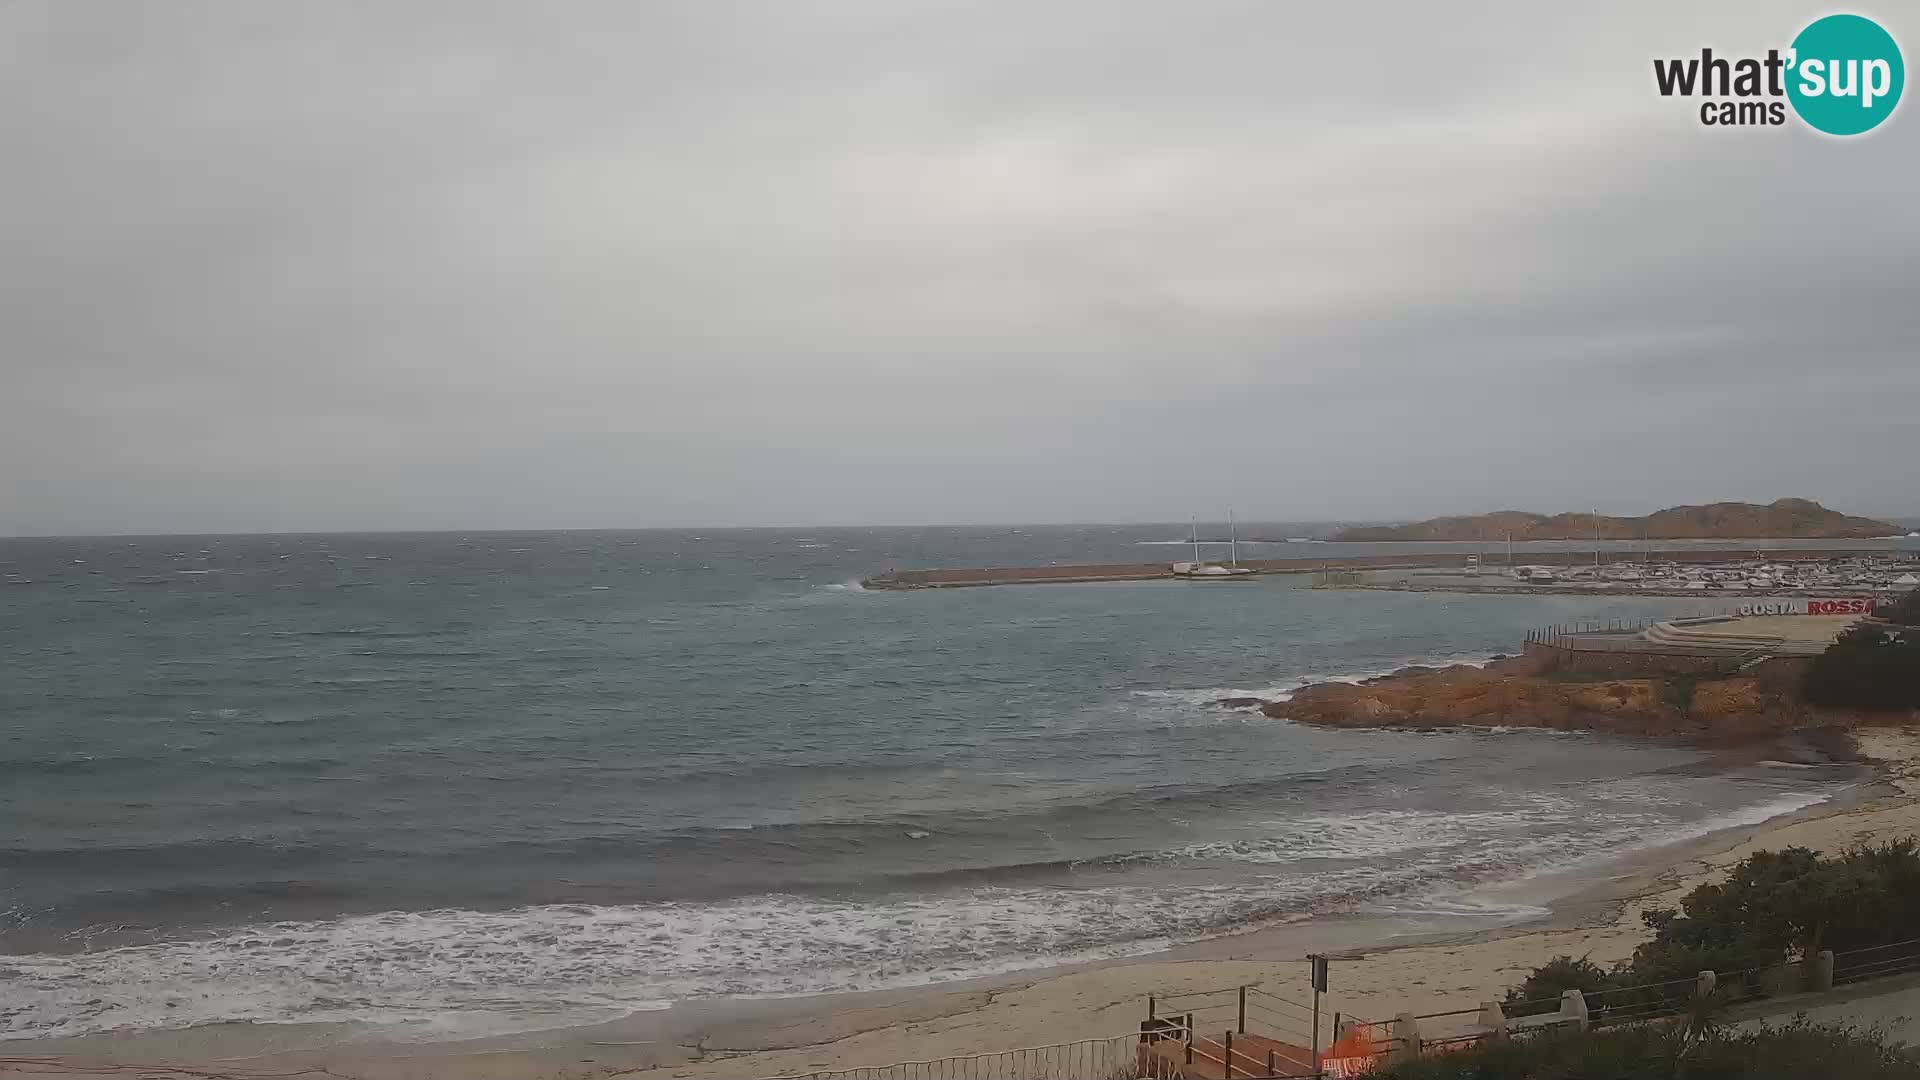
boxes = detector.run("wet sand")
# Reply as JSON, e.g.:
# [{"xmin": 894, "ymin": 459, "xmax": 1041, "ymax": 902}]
[{"xmin": 7, "ymin": 727, "xmax": 1918, "ymax": 1080}]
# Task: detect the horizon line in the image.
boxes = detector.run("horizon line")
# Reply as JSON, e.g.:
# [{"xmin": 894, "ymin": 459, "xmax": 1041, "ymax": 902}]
[{"xmin": 5, "ymin": 514, "xmax": 1920, "ymax": 544}]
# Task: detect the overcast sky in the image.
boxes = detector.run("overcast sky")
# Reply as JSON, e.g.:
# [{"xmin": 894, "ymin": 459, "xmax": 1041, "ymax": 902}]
[{"xmin": 3, "ymin": 2, "xmax": 1915, "ymax": 535}]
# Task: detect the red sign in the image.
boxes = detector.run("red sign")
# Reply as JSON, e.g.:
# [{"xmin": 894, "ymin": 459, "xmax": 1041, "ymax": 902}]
[{"xmin": 1808, "ymin": 598, "xmax": 1877, "ymax": 615}]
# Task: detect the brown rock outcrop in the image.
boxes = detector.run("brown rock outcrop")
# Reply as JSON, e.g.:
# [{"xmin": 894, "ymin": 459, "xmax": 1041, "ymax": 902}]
[{"xmin": 1260, "ymin": 660, "xmax": 1818, "ymax": 741}]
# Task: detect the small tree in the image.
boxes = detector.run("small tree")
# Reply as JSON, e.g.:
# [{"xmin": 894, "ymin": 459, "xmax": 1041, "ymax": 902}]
[
  {"xmin": 1884, "ymin": 588, "xmax": 1920, "ymax": 627},
  {"xmin": 1802, "ymin": 622, "xmax": 1920, "ymax": 709},
  {"xmin": 1674, "ymin": 847, "xmax": 1821, "ymax": 950},
  {"xmin": 1506, "ymin": 841, "xmax": 1920, "ymax": 1012},
  {"xmin": 1502, "ymin": 954, "xmax": 1610, "ymax": 1017}
]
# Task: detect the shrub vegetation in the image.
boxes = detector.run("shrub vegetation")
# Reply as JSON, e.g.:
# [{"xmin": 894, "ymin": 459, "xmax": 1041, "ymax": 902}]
[
  {"xmin": 1802, "ymin": 589, "xmax": 1920, "ymax": 710},
  {"xmin": 1505, "ymin": 841, "xmax": 1920, "ymax": 1019},
  {"xmin": 1371, "ymin": 1021, "xmax": 1920, "ymax": 1079}
]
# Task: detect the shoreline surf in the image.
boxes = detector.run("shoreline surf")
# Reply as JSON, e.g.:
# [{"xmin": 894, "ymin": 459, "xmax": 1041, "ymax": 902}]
[
  {"xmin": 2, "ymin": 735, "xmax": 1899, "ymax": 1080},
  {"xmin": 0, "ymin": 723, "xmax": 1863, "ymax": 1045}
]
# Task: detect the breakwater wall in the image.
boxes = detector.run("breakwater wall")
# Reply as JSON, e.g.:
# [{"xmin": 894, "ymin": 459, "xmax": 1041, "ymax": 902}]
[{"xmin": 861, "ymin": 548, "xmax": 1893, "ymax": 590}]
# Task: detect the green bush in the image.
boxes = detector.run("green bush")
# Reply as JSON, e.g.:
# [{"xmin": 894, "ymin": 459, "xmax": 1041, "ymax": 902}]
[
  {"xmin": 1660, "ymin": 674, "xmax": 1699, "ymax": 714},
  {"xmin": 1802, "ymin": 620, "xmax": 1920, "ymax": 709},
  {"xmin": 1370, "ymin": 1021, "xmax": 1920, "ymax": 1079},
  {"xmin": 1885, "ymin": 589, "xmax": 1920, "ymax": 627},
  {"xmin": 1801, "ymin": 587, "xmax": 1920, "ymax": 710},
  {"xmin": 1797, "ymin": 584, "xmax": 1920, "ymax": 711},
  {"xmin": 1503, "ymin": 955, "xmax": 1611, "ymax": 1017},
  {"xmin": 1632, "ymin": 841, "xmax": 1920, "ymax": 976},
  {"xmin": 1502, "ymin": 841, "xmax": 1920, "ymax": 1023}
]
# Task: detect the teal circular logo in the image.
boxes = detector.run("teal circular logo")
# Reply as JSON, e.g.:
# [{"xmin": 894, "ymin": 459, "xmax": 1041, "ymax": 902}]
[{"xmin": 1787, "ymin": 14, "xmax": 1904, "ymax": 135}]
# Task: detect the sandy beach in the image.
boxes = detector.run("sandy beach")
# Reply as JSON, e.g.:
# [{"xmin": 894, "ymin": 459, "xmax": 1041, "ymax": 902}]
[{"xmin": 7, "ymin": 726, "xmax": 1919, "ymax": 1080}]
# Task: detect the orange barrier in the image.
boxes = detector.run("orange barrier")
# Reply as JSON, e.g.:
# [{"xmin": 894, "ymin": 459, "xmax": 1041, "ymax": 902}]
[{"xmin": 1318, "ymin": 1021, "xmax": 1381, "ymax": 1077}]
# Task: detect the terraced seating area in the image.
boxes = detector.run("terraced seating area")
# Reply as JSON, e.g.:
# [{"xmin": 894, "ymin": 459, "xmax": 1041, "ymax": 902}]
[{"xmin": 1640, "ymin": 614, "xmax": 1860, "ymax": 656}]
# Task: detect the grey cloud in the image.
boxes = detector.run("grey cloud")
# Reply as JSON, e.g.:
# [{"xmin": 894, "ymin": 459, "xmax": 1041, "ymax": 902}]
[{"xmin": 2, "ymin": 1, "xmax": 1915, "ymax": 534}]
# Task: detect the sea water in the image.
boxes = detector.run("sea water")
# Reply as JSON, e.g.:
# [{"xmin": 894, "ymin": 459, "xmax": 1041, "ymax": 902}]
[{"xmin": 1, "ymin": 526, "xmax": 1894, "ymax": 1039}]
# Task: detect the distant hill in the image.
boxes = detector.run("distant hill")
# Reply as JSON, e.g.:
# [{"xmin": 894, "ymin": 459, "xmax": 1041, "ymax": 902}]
[{"xmin": 1333, "ymin": 499, "xmax": 1899, "ymax": 542}]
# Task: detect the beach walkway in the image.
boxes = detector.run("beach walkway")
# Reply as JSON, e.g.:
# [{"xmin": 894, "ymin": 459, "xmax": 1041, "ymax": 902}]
[{"xmin": 1139, "ymin": 1030, "xmax": 1317, "ymax": 1079}]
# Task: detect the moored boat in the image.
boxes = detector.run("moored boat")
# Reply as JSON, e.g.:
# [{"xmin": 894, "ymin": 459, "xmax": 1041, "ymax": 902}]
[{"xmin": 1172, "ymin": 513, "xmax": 1258, "ymax": 579}]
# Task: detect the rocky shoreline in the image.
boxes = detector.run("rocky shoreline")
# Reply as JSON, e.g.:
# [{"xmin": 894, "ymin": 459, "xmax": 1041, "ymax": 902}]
[{"xmin": 1235, "ymin": 654, "xmax": 1900, "ymax": 742}]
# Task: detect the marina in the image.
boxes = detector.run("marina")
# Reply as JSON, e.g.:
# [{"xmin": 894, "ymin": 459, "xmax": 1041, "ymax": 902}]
[
  {"xmin": 862, "ymin": 547, "xmax": 1920, "ymax": 595},
  {"xmin": 1333, "ymin": 551, "xmax": 1920, "ymax": 600}
]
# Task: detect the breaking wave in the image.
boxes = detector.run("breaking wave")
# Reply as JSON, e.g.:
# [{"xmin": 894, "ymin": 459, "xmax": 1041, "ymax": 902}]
[
  {"xmin": 0, "ymin": 789, "xmax": 1834, "ymax": 1042},
  {"xmin": 1132, "ymin": 652, "xmax": 1507, "ymax": 707}
]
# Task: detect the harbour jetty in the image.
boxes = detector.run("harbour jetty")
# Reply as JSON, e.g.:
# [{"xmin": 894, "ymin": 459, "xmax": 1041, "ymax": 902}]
[{"xmin": 861, "ymin": 548, "xmax": 1906, "ymax": 590}]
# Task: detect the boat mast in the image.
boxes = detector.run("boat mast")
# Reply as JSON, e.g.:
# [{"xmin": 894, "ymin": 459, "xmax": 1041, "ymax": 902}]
[
  {"xmin": 1229, "ymin": 510, "xmax": 1238, "ymax": 568},
  {"xmin": 1191, "ymin": 517, "xmax": 1201, "ymax": 565}
]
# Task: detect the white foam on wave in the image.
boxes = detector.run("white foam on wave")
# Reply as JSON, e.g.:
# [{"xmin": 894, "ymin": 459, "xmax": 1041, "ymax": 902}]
[
  {"xmin": 5, "ymin": 836, "xmax": 1539, "ymax": 1044},
  {"xmin": 1168, "ymin": 807, "xmax": 1573, "ymax": 864},
  {"xmin": 0, "ymin": 881, "xmax": 1303, "ymax": 1042},
  {"xmin": 1437, "ymin": 787, "xmax": 1840, "ymax": 908},
  {"xmin": 0, "ymin": 767, "xmax": 1840, "ymax": 1044},
  {"xmin": 1170, "ymin": 787, "xmax": 1838, "ymax": 927},
  {"xmin": 1132, "ymin": 671, "xmax": 1406, "ymax": 709},
  {"xmin": 1640, "ymin": 787, "xmax": 1835, "ymax": 848},
  {"xmin": 1135, "ymin": 652, "xmax": 1507, "ymax": 708},
  {"xmin": 1358, "ymin": 894, "xmax": 1553, "ymax": 923},
  {"xmin": 3, "ymin": 788, "xmax": 1839, "ymax": 1043}
]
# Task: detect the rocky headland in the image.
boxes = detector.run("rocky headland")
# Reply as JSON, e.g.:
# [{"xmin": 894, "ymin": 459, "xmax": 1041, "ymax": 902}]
[
  {"xmin": 1333, "ymin": 498, "xmax": 1896, "ymax": 543},
  {"xmin": 1241, "ymin": 654, "xmax": 1901, "ymax": 742}
]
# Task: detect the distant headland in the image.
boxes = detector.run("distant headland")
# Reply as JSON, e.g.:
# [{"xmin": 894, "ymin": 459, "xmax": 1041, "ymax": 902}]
[{"xmin": 1332, "ymin": 498, "xmax": 1897, "ymax": 543}]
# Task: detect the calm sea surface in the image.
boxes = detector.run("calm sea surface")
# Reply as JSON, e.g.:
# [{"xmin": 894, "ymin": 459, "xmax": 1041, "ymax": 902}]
[{"xmin": 4, "ymin": 527, "xmax": 1910, "ymax": 1039}]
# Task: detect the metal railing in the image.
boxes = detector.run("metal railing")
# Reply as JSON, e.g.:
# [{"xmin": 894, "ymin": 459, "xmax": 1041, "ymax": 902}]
[
  {"xmin": 1834, "ymin": 936, "xmax": 1920, "ymax": 985},
  {"xmin": 1147, "ymin": 986, "xmax": 1322, "ymax": 1046},
  {"xmin": 767, "ymin": 937, "xmax": 1920, "ymax": 1080},
  {"xmin": 1136, "ymin": 1027, "xmax": 1319, "ymax": 1078},
  {"xmin": 1498, "ymin": 992, "xmax": 1571, "ymax": 1021},
  {"xmin": 1141, "ymin": 985, "xmax": 1324, "ymax": 1078},
  {"xmin": 1585, "ymin": 974, "xmax": 1704, "ymax": 1026}
]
